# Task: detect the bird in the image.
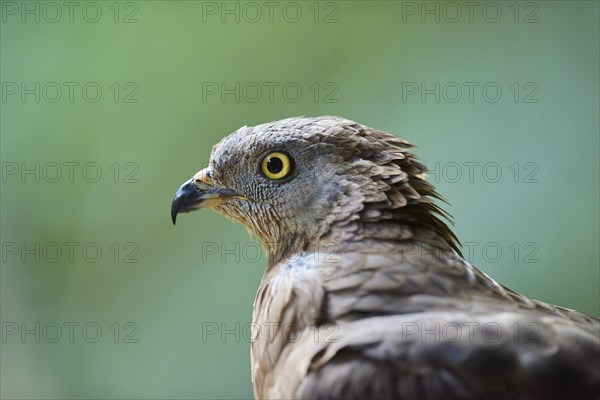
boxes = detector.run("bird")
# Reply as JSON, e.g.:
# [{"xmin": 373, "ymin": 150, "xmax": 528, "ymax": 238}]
[{"xmin": 171, "ymin": 116, "xmax": 600, "ymax": 400}]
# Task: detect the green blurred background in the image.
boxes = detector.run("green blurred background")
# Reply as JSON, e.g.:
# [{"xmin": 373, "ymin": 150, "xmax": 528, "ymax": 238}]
[{"xmin": 1, "ymin": 1, "xmax": 598, "ymax": 399}]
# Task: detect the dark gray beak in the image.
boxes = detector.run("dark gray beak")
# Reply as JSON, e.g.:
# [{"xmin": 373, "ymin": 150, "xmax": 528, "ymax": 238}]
[{"xmin": 171, "ymin": 174, "xmax": 246, "ymax": 225}]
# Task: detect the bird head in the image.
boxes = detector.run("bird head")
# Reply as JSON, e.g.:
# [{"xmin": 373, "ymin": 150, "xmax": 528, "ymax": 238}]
[{"xmin": 171, "ymin": 116, "xmax": 459, "ymax": 266}]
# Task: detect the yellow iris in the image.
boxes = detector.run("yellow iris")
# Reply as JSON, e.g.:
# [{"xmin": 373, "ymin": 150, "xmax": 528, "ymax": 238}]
[{"xmin": 261, "ymin": 152, "xmax": 293, "ymax": 180}]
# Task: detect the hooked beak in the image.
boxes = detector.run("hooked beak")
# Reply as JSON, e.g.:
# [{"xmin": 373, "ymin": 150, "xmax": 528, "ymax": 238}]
[{"xmin": 171, "ymin": 167, "xmax": 246, "ymax": 225}]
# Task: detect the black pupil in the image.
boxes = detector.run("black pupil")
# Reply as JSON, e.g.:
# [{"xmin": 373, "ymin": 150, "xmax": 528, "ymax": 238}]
[{"xmin": 267, "ymin": 157, "xmax": 284, "ymax": 174}]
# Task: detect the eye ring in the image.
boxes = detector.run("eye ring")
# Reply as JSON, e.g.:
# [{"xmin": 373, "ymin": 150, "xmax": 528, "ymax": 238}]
[{"xmin": 260, "ymin": 151, "xmax": 294, "ymax": 180}]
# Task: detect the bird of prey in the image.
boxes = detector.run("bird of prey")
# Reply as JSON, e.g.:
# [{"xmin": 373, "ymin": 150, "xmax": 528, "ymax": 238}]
[{"xmin": 171, "ymin": 116, "xmax": 600, "ymax": 399}]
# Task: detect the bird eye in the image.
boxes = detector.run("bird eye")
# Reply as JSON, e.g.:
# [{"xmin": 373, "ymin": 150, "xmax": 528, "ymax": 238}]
[{"xmin": 260, "ymin": 151, "xmax": 294, "ymax": 180}]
